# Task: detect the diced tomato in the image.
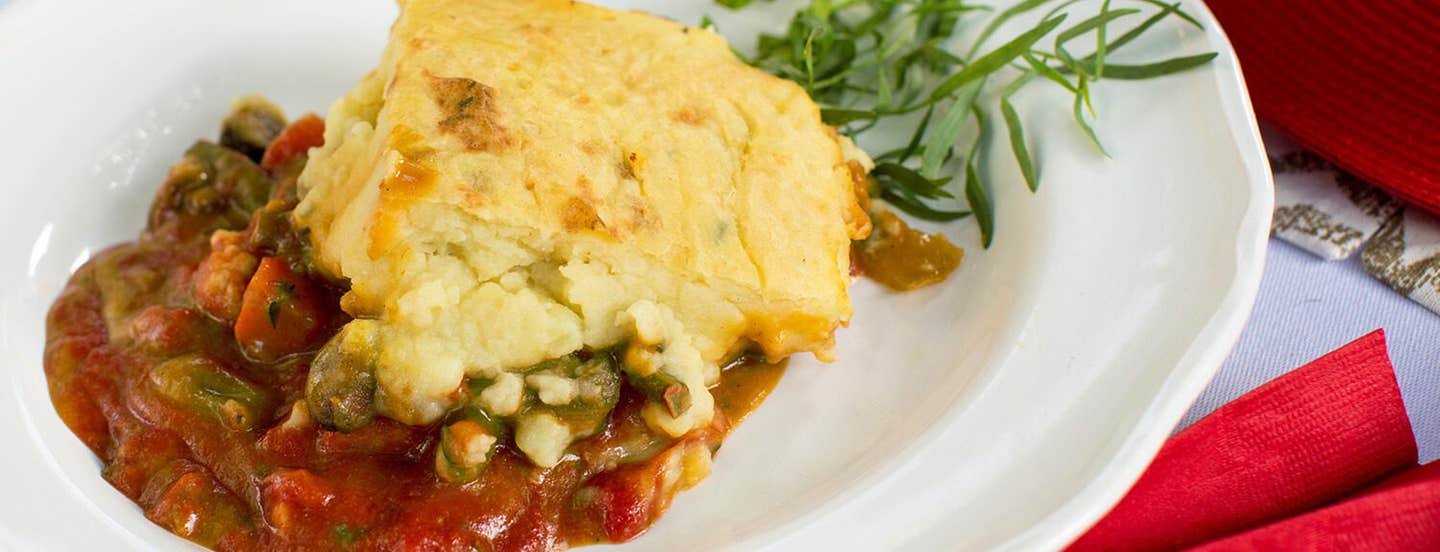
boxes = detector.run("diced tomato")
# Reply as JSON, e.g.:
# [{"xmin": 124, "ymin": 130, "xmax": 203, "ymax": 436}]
[
  {"xmin": 192, "ymin": 230, "xmax": 259, "ymax": 323},
  {"xmin": 45, "ymin": 282, "xmax": 107, "ymax": 342},
  {"xmin": 146, "ymin": 469, "xmax": 253, "ymax": 548},
  {"xmin": 260, "ymin": 469, "xmax": 337, "ymax": 531},
  {"xmin": 130, "ymin": 306, "xmax": 232, "ymax": 357},
  {"xmin": 314, "ymin": 418, "xmax": 432, "ymax": 458},
  {"xmin": 580, "ymin": 439, "xmax": 714, "ymax": 544},
  {"xmin": 260, "ymin": 114, "xmax": 325, "ymax": 172},
  {"xmin": 43, "ymin": 337, "xmax": 110, "ymax": 452},
  {"xmin": 234, "ymin": 257, "xmax": 328, "ymax": 362},
  {"xmin": 257, "ymin": 424, "xmax": 317, "ymax": 467},
  {"xmin": 100, "ymin": 419, "xmax": 190, "ymax": 498},
  {"xmin": 587, "ymin": 465, "xmax": 659, "ymax": 543}
]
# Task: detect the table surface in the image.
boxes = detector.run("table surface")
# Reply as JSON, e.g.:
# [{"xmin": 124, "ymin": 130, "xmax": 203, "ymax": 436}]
[{"xmin": 1183, "ymin": 237, "xmax": 1440, "ymax": 463}]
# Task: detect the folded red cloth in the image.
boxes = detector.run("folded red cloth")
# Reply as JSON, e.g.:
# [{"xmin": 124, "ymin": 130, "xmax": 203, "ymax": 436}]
[
  {"xmin": 1068, "ymin": 330, "xmax": 1421, "ymax": 551},
  {"xmin": 1189, "ymin": 461, "xmax": 1440, "ymax": 551},
  {"xmin": 1204, "ymin": 1, "xmax": 1440, "ymax": 215}
]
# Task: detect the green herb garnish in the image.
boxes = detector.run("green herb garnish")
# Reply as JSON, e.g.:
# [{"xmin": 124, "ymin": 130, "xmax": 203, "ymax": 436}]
[
  {"xmin": 267, "ymin": 280, "xmax": 295, "ymax": 327},
  {"xmin": 715, "ymin": 0, "xmax": 769, "ymax": 8},
  {"xmin": 333, "ymin": 523, "xmax": 368, "ymax": 546},
  {"xmin": 718, "ymin": 0, "xmax": 1215, "ymax": 246}
]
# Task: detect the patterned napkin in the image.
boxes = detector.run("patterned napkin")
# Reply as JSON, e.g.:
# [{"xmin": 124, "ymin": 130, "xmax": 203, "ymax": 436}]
[{"xmin": 1265, "ymin": 127, "xmax": 1440, "ymax": 314}]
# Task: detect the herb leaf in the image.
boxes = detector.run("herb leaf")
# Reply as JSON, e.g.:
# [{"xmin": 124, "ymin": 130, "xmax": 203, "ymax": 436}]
[
  {"xmin": 1095, "ymin": 0, "xmax": 1112, "ymax": 78},
  {"xmin": 715, "ymin": 0, "xmax": 768, "ymax": 10},
  {"xmin": 266, "ymin": 279, "xmax": 295, "ymax": 328},
  {"xmin": 927, "ymin": 15, "xmax": 1067, "ymax": 105},
  {"xmin": 1130, "ymin": 0, "xmax": 1202, "ymax": 28},
  {"xmin": 822, "ymin": 108, "xmax": 879, "ymax": 126},
  {"xmin": 722, "ymin": 0, "xmax": 1216, "ymax": 246},
  {"xmin": 874, "ymin": 162, "xmax": 955, "ymax": 199},
  {"xmin": 1072, "ymin": 52, "xmax": 1219, "ymax": 79},
  {"xmin": 1024, "ymin": 52, "xmax": 1078, "ymax": 93},
  {"xmin": 963, "ymin": 160, "xmax": 993, "ymax": 247},
  {"xmin": 1000, "ymin": 72, "xmax": 1039, "ymax": 191},
  {"xmin": 920, "ymin": 79, "xmax": 985, "ymax": 178},
  {"xmin": 333, "ymin": 524, "xmax": 367, "ymax": 546},
  {"xmin": 881, "ymin": 189, "xmax": 972, "ymax": 221},
  {"xmin": 969, "ymin": 0, "xmax": 1056, "ymax": 58},
  {"xmin": 1054, "ymin": 8, "xmax": 1139, "ymax": 77},
  {"xmin": 1072, "ymin": 76, "xmax": 1108, "ymax": 155}
]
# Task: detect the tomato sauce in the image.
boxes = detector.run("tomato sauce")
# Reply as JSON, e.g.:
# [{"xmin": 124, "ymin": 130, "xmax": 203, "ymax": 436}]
[{"xmin": 44, "ymin": 112, "xmax": 786, "ymax": 551}]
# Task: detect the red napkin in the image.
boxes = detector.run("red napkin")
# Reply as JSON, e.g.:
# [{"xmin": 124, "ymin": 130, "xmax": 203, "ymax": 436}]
[
  {"xmin": 1204, "ymin": 1, "xmax": 1440, "ymax": 215},
  {"xmin": 1068, "ymin": 330, "xmax": 1440, "ymax": 551},
  {"xmin": 1189, "ymin": 461, "xmax": 1440, "ymax": 551}
]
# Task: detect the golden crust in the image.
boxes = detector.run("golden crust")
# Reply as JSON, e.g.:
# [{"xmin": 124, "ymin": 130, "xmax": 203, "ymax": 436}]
[{"xmin": 296, "ymin": 0, "xmax": 868, "ymax": 424}]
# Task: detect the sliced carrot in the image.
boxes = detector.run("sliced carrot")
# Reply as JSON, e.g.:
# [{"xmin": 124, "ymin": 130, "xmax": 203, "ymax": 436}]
[
  {"xmin": 260, "ymin": 114, "xmax": 325, "ymax": 172},
  {"xmin": 234, "ymin": 257, "xmax": 327, "ymax": 362}
]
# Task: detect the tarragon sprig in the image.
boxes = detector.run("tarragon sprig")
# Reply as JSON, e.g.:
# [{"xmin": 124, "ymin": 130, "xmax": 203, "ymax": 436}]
[{"xmin": 718, "ymin": 0, "xmax": 1216, "ymax": 247}]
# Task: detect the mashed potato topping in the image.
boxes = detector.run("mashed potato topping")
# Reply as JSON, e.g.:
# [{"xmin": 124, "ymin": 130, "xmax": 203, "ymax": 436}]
[{"xmin": 296, "ymin": 0, "xmax": 869, "ymax": 466}]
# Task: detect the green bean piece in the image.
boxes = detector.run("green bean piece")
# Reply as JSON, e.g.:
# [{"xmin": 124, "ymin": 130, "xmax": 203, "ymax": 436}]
[
  {"xmin": 455, "ymin": 394, "xmax": 511, "ymax": 439},
  {"xmin": 247, "ymin": 201, "xmax": 287, "ymax": 251},
  {"xmin": 589, "ymin": 425, "xmax": 672, "ymax": 469},
  {"xmin": 435, "ymin": 419, "xmax": 499, "ymax": 483},
  {"xmin": 139, "ymin": 460, "xmax": 254, "ymax": 547},
  {"xmin": 148, "ymin": 354, "xmax": 276, "ymax": 431},
  {"xmin": 625, "ymin": 369, "xmax": 691, "ymax": 418},
  {"xmin": 435, "ymin": 388, "xmax": 514, "ymax": 482},
  {"xmin": 220, "ymin": 96, "xmax": 287, "ymax": 162},
  {"xmin": 246, "ymin": 200, "xmax": 309, "ymax": 264},
  {"xmin": 148, "ymin": 141, "xmax": 275, "ymax": 233},
  {"xmin": 305, "ymin": 327, "xmax": 378, "ymax": 432},
  {"xmin": 527, "ymin": 352, "xmax": 622, "ymax": 439},
  {"xmin": 90, "ymin": 246, "xmax": 164, "ymax": 339}
]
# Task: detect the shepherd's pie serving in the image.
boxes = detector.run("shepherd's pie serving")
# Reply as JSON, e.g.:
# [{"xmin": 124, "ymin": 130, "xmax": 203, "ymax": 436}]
[
  {"xmin": 41, "ymin": 0, "xmax": 928, "ymax": 549},
  {"xmin": 296, "ymin": 0, "xmax": 871, "ymax": 465}
]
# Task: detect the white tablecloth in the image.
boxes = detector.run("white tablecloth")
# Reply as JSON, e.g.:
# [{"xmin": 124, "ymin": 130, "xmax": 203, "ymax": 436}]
[{"xmin": 1181, "ymin": 237, "xmax": 1440, "ymax": 463}]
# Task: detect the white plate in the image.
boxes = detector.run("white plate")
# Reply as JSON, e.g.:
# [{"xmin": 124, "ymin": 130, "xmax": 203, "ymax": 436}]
[{"xmin": 0, "ymin": 1, "xmax": 1270, "ymax": 550}]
